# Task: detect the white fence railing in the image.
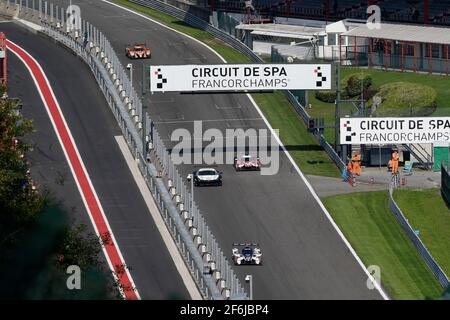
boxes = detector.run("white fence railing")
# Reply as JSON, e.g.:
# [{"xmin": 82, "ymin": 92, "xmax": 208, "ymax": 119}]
[{"xmin": 1, "ymin": 0, "xmax": 246, "ymax": 300}]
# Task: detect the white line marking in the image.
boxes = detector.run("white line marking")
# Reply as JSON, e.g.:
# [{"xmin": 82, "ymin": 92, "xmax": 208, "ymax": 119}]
[
  {"xmin": 114, "ymin": 135, "xmax": 203, "ymax": 300},
  {"xmin": 102, "ymin": 0, "xmax": 389, "ymax": 300}
]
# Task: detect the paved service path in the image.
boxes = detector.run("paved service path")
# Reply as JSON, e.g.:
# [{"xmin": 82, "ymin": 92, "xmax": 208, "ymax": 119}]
[{"xmin": 308, "ymin": 167, "xmax": 441, "ymax": 198}]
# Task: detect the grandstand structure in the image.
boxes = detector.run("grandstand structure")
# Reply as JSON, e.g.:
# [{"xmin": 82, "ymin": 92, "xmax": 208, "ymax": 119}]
[{"xmin": 202, "ymin": 0, "xmax": 450, "ymax": 26}]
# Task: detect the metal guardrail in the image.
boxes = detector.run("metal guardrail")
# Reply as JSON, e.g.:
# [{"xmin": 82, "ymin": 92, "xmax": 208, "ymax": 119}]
[
  {"xmin": 389, "ymin": 185, "xmax": 450, "ymax": 289},
  {"xmin": 130, "ymin": 0, "xmax": 346, "ymax": 172},
  {"xmin": 2, "ymin": 0, "xmax": 246, "ymax": 300}
]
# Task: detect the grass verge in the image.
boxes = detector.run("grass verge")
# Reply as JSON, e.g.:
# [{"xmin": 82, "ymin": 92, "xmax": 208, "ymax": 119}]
[
  {"xmin": 323, "ymin": 191, "xmax": 443, "ymax": 300},
  {"xmin": 394, "ymin": 188, "xmax": 450, "ymax": 278},
  {"xmin": 309, "ymin": 67, "xmax": 450, "ymax": 144},
  {"xmin": 113, "ymin": 0, "xmax": 340, "ymax": 178}
]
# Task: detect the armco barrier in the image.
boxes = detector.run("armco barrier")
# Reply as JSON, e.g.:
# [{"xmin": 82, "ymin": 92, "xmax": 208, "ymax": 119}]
[
  {"xmin": 130, "ymin": 0, "xmax": 345, "ymax": 172},
  {"xmin": 389, "ymin": 186, "xmax": 450, "ymax": 289},
  {"xmin": 2, "ymin": 0, "xmax": 246, "ymax": 300}
]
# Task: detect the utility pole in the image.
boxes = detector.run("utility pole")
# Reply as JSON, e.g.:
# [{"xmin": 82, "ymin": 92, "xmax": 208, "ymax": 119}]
[
  {"xmin": 127, "ymin": 63, "xmax": 133, "ymax": 88},
  {"xmin": 334, "ymin": 61, "xmax": 341, "ymax": 154},
  {"xmin": 245, "ymin": 275, "xmax": 253, "ymax": 300},
  {"xmin": 141, "ymin": 64, "xmax": 152, "ymax": 160}
]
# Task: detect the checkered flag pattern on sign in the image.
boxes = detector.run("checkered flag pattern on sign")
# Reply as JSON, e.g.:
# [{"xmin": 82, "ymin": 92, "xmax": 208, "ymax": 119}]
[
  {"xmin": 154, "ymin": 68, "xmax": 167, "ymax": 89},
  {"xmin": 314, "ymin": 66, "xmax": 327, "ymax": 88},
  {"xmin": 343, "ymin": 120, "xmax": 356, "ymax": 142}
]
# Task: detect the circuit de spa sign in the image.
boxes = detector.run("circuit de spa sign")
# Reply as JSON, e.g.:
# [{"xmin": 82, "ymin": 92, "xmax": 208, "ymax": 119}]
[
  {"xmin": 340, "ymin": 117, "xmax": 450, "ymax": 144},
  {"xmin": 150, "ymin": 64, "xmax": 331, "ymax": 92}
]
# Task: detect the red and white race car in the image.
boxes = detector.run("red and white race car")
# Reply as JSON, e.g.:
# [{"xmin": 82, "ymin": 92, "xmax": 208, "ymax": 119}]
[{"xmin": 234, "ymin": 155, "xmax": 261, "ymax": 171}]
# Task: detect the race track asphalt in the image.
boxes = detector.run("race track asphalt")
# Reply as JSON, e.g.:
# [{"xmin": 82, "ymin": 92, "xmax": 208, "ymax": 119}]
[
  {"xmin": 16, "ymin": 0, "xmax": 383, "ymax": 299},
  {"xmin": 3, "ymin": 21, "xmax": 189, "ymax": 299}
]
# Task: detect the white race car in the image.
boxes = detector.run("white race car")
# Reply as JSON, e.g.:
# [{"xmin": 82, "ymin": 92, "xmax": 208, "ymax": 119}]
[
  {"xmin": 232, "ymin": 243, "xmax": 262, "ymax": 265},
  {"xmin": 191, "ymin": 168, "xmax": 222, "ymax": 186},
  {"xmin": 234, "ymin": 155, "xmax": 261, "ymax": 171}
]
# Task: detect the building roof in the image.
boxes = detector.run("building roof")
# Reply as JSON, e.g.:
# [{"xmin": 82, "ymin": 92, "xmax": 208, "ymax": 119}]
[
  {"xmin": 236, "ymin": 23, "xmax": 325, "ymax": 39},
  {"xmin": 250, "ymin": 30, "xmax": 316, "ymax": 40},
  {"xmin": 342, "ymin": 22, "xmax": 450, "ymax": 45}
]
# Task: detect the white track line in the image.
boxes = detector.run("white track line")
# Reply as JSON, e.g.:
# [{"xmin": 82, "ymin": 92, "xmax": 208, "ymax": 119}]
[
  {"xmin": 115, "ymin": 136, "xmax": 203, "ymax": 300},
  {"xmin": 102, "ymin": 0, "xmax": 389, "ymax": 300}
]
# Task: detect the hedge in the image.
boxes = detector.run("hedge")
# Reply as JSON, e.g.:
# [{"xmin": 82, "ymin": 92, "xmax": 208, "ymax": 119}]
[
  {"xmin": 315, "ymin": 73, "xmax": 373, "ymax": 103},
  {"xmin": 373, "ymin": 82, "xmax": 437, "ymax": 117},
  {"xmin": 346, "ymin": 74, "xmax": 372, "ymax": 97}
]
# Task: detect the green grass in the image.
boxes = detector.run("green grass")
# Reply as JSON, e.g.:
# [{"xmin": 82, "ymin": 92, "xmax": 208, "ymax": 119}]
[
  {"xmin": 394, "ymin": 188, "xmax": 450, "ymax": 278},
  {"xmin": 308, "ymin": 67, "xmax": 450, "ymax": 143},
  {"xmin": 342, "ymin": 67, "xmax": 450, "ymax": 115},
  {"xmin": 323, "ymin": 191, "xmax": 444, "ymax": 300},
  {"xmin": 113, "ymin": 0, "xmax": 340, "ymax": 177},
  {"xmin": 374, "ymin": 82, "xmax": 437, "ymax": 117},
  {"xmin": 310, "ymin": 67, "xmax": 450, "ymax": 116},
  {"xmin": 253, "ymin": 91, "xmax": 340, "ymax": 177}
]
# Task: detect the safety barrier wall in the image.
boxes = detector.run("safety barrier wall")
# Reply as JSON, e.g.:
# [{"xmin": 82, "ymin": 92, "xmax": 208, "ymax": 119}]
[
  {"xmin": 1, "ymin": 0, "xmax": 246, "ymax": 300},
  {"xmin": 389, "ymin": 186, "xmax": 450, "ymax": 289},
  {"xmin": 130, "ymin": 0, "xmax": 346, "ymax": 172}
]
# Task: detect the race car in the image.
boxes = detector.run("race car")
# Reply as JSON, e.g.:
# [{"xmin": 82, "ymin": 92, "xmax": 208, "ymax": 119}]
[
  {"xmin": 190, "ymin": 168, "xmax": 222, "ymax": 187},
  {"xmin": 125, "ymin": 43, "xmax": 151, "ymax": 59},
  {"xmin": 234, "ymin": 154, "xmax": 261, "ymax": 171},
  {"xmin": 232, "ymin": 243, "xmax": 262, "ymax": 265}
]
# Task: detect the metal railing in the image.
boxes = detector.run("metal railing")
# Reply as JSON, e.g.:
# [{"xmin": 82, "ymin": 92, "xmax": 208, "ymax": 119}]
[
  {"xmin": 389, "ymin": 185, "xmax": 450, "ymax": 289},
  {"xmin": 130, "ymin": 0, "xmax": 345, "ymax": 172},
  {"xmin": 1, "ymin": 0, "xmax": 246, "ymax": 300},
  {"xmin": 403, "ymin": 144, "xmax": 433, "ymax": 170}
]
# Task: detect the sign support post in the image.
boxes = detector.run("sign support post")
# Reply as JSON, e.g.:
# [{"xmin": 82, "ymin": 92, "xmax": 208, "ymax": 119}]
[{"xmin": 335, "ymin": 61, "xmax": 348, "ymax": 162}]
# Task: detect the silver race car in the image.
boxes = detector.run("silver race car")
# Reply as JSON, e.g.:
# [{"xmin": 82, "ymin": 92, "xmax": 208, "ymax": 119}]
[
  {"xmin": 189, "ymin": 168, "xmax": 222, "ymax": 187},
  {"xmin": 232, "ymin": 243, "xmax": 262, "ymax": 265}
]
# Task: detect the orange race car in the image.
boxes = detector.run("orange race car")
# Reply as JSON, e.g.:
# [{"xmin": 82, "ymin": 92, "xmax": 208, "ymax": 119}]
[{"xmin": 125, "ymin": 43, "xmax": 151, "ymax": 59}]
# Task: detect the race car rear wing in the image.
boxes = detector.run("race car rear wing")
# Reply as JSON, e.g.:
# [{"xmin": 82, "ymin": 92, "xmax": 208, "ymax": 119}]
[{"xmin": 233, "ymin": 242, "xmax": 259, "ymax": 247}]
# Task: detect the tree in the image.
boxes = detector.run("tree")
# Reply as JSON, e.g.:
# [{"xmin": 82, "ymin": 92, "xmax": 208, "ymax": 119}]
[
  {"xmin": 0, "ymin": 94, "xmax": 45, "ymax": 248},
  {"xmin": 56, "ymin": 223, "xmax": 101, "ymax": 269}
]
